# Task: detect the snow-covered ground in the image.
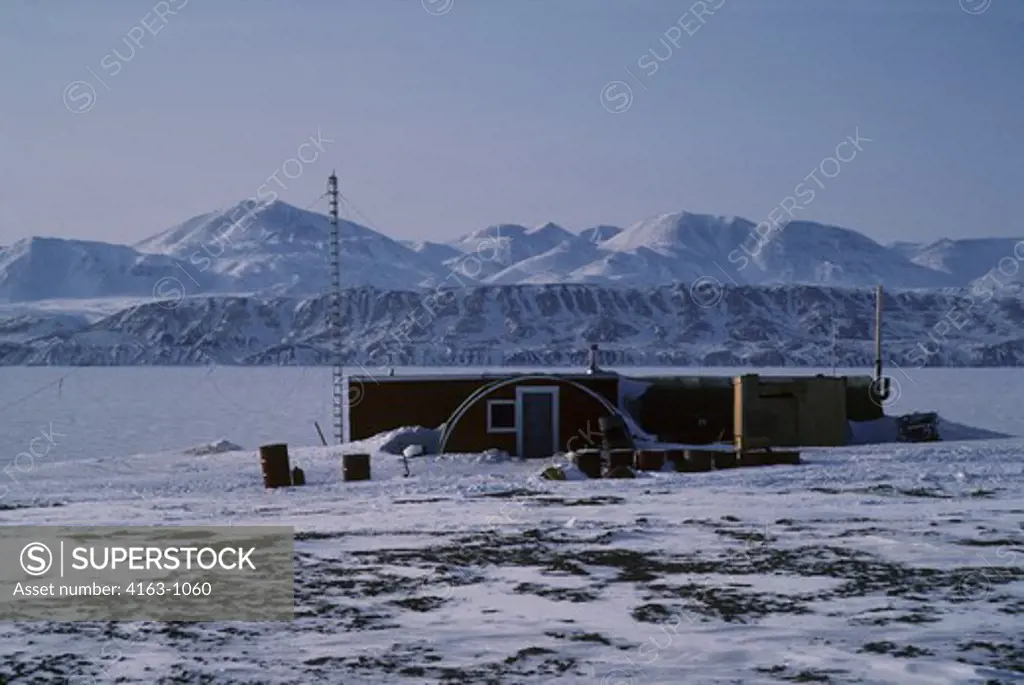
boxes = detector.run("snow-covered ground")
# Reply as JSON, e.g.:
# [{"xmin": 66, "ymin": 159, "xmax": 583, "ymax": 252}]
[{"xmin": 0, "ymin": 367, "xmax": 1022, "ymax": 683}]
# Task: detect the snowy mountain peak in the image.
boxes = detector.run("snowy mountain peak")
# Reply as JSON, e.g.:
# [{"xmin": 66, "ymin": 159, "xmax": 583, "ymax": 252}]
[
  {"xmin": 529, "ymin": 221, "xmax": 574, "ymax": 241},
  {"xmin": 604, "ymin": 211, "xmax": 755, "ymax": 255},
  {"xmin": 579, "ymin": 225, "xmax": 624, "ymax": 245},
  {"xmin": 126, "ymin": 200, "xmax": 456, "ymax": 293},
  {"xmin": 4, "ymin": 201, "xmax": 1023, "ymax": 304},
  {"xmin": 902, "ymin": 236, "xmax": 1023, "ymax": 285},
  {"xmin": 446, "ymin": 223, "xmax": 526, "ymax": 252},
  {"xmin": 0, "ymin": 235, "xmax": 197, "ymax": 302},
  {"xmin": 135, "ymin": 199, "xmax": 333, "ymax": 257}
]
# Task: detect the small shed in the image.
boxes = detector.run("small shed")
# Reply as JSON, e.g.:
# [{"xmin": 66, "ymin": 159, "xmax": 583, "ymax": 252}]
[{"xmin": 733, "ymin": 374, "xmax": 851, "ymax": 449}]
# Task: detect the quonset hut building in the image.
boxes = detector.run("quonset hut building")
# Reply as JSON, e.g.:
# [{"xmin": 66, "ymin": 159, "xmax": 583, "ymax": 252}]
[{"xmin": 343, "ymin": 348, "xmax": 884, "ymax": 458}]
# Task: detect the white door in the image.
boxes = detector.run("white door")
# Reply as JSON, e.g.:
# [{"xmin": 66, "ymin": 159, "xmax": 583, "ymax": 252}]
[{"xmin": 516, "ymin": 386, "xmax": 560, "ymax": 458}]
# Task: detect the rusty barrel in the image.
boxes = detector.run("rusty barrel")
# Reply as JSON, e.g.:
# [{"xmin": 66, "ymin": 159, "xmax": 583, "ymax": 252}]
[
  {"xmin": 634, "ymin": 449, "xmax": 665, "ymax": 472},
  {"xmin": 343, "ymin": 453, "xmax": 371, "ymax": 482},
  {"xmin": 291, "ymin": 466, "xmax": 306, "ymax": 486},
  {"xmin": 682, "ymin": 449, "xmax": 714, "ymax": 472},
  {"xmin": 259, "ymin": 443, "xmax": 292, "ymax": 488},
  {"xmin": 607, "ymin": 448, "xmax": 634, "ymax": 470},
  {"xmin": 573, "ymin": 449, "xmax": 603, "ymax": 479}
]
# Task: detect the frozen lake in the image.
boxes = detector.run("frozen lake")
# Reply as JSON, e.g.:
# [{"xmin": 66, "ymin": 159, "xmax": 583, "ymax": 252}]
[{"xmin": 2, "ymin": 366, "xmax": 1022, "ymax": 463}]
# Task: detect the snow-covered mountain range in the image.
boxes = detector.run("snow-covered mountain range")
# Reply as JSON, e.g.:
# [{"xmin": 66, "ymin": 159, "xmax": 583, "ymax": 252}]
[
  {"xmin": 2, "ymin": 199, "xmax": 1022, "ymax": 301},
  {"xmin": 2, "ymin": 200, "xmax": 1022, "ymax": 366},
  {"xmin": 2, "ymin": 284, "xmax": 1022, "ymax": 366}
]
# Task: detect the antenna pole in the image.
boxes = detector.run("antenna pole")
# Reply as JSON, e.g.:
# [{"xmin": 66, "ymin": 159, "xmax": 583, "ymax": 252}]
[
  {"xmin": 873, "ymin": 284, "xmax": 887, "ymax": 401},
  {"xmin": 328, "ymin": 171, "xmax": 344, "ymax": 445}
]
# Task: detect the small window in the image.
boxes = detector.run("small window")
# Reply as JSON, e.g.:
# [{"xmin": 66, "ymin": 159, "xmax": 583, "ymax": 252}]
[{"xmin": 487, "ymin": 399, "xmax": 516, "ymax": 433}]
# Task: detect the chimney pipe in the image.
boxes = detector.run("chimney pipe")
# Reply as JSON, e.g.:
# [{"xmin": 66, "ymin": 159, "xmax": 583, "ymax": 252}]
[
  {"xmin": 873, "ymin": 285, "xmax": 888, "ymax": 401},
  {"xmin": 587, "ymin": 343, "xmax": 599, "ymax": 374}
]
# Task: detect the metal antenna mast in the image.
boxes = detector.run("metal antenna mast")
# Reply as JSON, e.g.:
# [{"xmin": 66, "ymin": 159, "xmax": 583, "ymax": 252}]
[{"xmin": 328, "ymin": 171, "xmax": 344, "ymax": 444}]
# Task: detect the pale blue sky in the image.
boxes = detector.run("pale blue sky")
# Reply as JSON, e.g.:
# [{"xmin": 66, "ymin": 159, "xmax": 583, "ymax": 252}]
[{"xmin": 1, "ymin": 0, "xmax": 1021, "ymax": 246}]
